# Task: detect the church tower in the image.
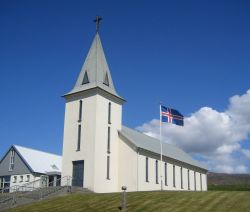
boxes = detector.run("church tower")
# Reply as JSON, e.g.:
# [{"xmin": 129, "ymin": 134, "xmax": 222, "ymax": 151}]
[{"xmin": 61, "ymin": 17, "xmax": 125, "ymax": 192}]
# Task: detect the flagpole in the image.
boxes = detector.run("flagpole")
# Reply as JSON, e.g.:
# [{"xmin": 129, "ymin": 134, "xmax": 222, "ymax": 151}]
[{"xmin": 160, "ymin": 104, "xmax": 163, "ymax": 191}]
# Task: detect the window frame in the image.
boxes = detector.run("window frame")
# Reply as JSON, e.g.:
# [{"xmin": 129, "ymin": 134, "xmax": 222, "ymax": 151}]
[
  {"xmin": 26, "ymin": 175, "xmax": 30, "ymax": 182},
  {"xmin": 107, "ymin": 156, "xmax": 110, "ymax": 180},
  {"xmin": 9, "ymin": 150, "xmax": 15, "ymax": 171},
  {"xmin": 78, "ymin": 100, "xmax": 83, "ymax": 122},
  {"xmin": 76, "ymin": 125, "xmax": 81, "ymax": 151},
  {"xmin": 181, "ymin": 167, "xmax": 183, "ymax": 189},
  {"xmin": 146, "ymin": 157, "xmax": 149, "ymax": 182},
  {"xmin": 155, "ymin": 160, "xmax": 159, "ymax": 184},
  {"xmin": 200, "ymin": 173, "xmax": 202, "ymax": 191},
  {"xmin": 194, "ymin": 171, "xmax": 196, "ymax": 191},
  {"xmin": 107, "ymin": 127, "xmax": 111, "ymax": 153},
  {"xmin": 108, "ymin": 102, "xmax": 111, "ymax": 124},
  {"xmin": 173, "ymin": 165, "xmax": 176, "ymax": 188},
  {"xmin": 164, "ymin": 162, "xmax": 167, "ymax": 186}
]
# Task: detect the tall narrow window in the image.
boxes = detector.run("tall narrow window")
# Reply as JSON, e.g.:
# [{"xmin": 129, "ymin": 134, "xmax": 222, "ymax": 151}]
[
  {"xmin": 164, "ymin": 162, "xmax": 167, "ymax": 186},
  {"xmin": 194, "ymin": 171, "xmax": 196, "ymax": 191},
  {"xmin": 9, "ymin": 150, "xmax": 15, "ymax": 171},
  {"xmin": 77, "ymin": 125, "xmax": 81, "ymax": 151},
  {"xmin": 181, "ymin": 167, "xmax": 183, "ymax": 189},
  {"xmin": 78, "ymin": 100, "xmax": 82, "ymax": 122},
  {"xmin": 188, "ymin": 169, "xmax": 190, "ymax": 190},
  {"xmin": 107, "ymin": 127, "xmax": 111, "ymax": 153},
  {"xmin": 82, "ymin": 72, "xmax": 89, "ymax": 84},
  {"xmin": 173, "ymin": 165, "xmax": 176, "ymax": 187},
  {"xmin": 108, "ymin": 102, "xmax": 111, "ymax": 124},
  {"xmin": 146, "ymin": 157, "xmax": 149, "ymax": 182},
  {"xmin": 103, "ymin": 73, "xmax": 109, "ymax": 86},
  {"xmin": 107, "ymin": 156, "xmax": 110, "ymax": 180},
  {"xmin": 155, "ymin": 160, "xmax": 159, "ymax": 184},
  {"xmin": 200, "ymin": 173, "xmax": 202, "ymax": 191}
]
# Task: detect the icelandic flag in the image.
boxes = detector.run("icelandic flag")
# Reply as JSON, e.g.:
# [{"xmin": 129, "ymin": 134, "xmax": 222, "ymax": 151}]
[{"xmin": 161, "ymin": 105, "xmax": 184, "ymax": 126}]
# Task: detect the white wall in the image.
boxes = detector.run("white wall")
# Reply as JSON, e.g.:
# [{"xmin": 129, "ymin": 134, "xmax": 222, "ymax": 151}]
[
  {"xmin": 61, "ymin": 94, "xmax": 96, "ymax": 190},
  {"xmin": 61, "ymin": 93, "xmax": 122, "ymax": 193},
  {"xmin": 117, "ymin": 137, "xmax": 208, "ymax": 193},
  {"xmin": 93, "ymin": 95, "xmax": 122, "ymax": 193},
  {"xmin": 9, "ymin": 174, "xmax": 41, "ymax": 192},
  {"xmin": 118, "ymin": 137, "xmax": 138, "ymax": 192}
]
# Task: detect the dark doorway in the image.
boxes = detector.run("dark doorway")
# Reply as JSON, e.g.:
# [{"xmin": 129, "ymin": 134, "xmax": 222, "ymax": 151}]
[{"xmin": 72, "ymin": 160, "xmax": 84, "ymax": 187}]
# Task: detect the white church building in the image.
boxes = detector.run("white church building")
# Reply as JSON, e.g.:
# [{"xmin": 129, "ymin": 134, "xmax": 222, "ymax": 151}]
[{"xmin": 61, "ymin": 22, "xmax": 208, "ymax": 193}]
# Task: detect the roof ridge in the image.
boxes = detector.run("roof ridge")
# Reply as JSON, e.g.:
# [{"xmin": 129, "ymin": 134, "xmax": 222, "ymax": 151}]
[{"xmin": 14, "ymin": 145, "xmax": 61, "ymax": 157}]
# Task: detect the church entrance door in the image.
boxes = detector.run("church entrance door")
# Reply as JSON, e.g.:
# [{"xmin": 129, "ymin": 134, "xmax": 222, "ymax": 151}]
[{"xmin": 72, "ymin": 160, "xmax": 84, "ymax": 187}]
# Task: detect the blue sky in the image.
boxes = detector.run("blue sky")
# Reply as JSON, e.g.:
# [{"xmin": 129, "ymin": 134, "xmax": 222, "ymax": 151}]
[{"xmin": 0, "ymin": 0, "xmax": 250, "ymax": 173}]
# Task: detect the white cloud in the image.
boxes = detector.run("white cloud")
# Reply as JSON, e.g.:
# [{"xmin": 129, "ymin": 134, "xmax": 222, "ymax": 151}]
[
  {"xmin": 242, "ymin": 149, "xmax": 250, "ymax": 159},
  {"xmin": 137, "ymin": 89, "xmax": 250, "ymax": 173}
]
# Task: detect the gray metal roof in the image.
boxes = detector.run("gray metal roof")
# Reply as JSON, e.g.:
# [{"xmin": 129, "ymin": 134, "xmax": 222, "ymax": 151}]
[
  {"xmin": 120, "ymin": 126, "xmax": 207, "ymax": 170},
  {"xmin": 65, "ymin": 32, "xmax": 123, "ymax": 99}
]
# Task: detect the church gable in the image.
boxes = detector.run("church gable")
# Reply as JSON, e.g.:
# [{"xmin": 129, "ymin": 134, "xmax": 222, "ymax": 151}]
[{"xmin": 0, "ymin": 146, "xmax": 32, "ymax": 176}]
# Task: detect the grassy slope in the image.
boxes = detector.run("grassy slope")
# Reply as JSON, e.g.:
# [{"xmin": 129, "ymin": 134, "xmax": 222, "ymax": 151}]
[{"xmin": 8, "ymin": 191, "xmax": 250, "ymax": 212}]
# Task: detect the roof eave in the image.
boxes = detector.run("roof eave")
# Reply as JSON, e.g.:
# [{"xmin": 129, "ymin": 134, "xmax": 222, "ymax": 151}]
[{"xmin": 62, "ymin": 86, "xmax": 126, "ymax": 105}]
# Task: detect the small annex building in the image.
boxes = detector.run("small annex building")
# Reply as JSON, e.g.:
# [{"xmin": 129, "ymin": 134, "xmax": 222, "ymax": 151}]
[
  {"xmin": 61, "ymin": 21, "xmax": 208, "ymax": 193},
  {"xmin": 0, "ymin": 145, "xmax": 61, "ymax": 192}
]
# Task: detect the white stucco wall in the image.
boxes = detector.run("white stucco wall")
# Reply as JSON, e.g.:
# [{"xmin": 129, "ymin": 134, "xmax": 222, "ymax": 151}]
[
  {"xmin": 93, "ymin": 95, "xmax": 122, "ymax": 193},
  {"xmin": 117, "ymin": 139, "xmax": 207, "ymax": 192},
  {"xmin": 61, "ymin": 94, "xmax": 96, "ymax": 190},
  {"xmin": 118, "ymin": 137, "xmax": 138, "ymax": 192},
  {"xmin": 61, "ymin": 93, "xmax": 122, "ymax": 193},
  {"xmin": 9, "ymin": 174, "xmax": 41, "ymax": 192}
]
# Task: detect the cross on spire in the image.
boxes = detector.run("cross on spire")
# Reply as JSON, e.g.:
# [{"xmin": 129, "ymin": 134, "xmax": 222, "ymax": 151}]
[{"xmin": 93, "ymin": 16, "xmax": 102, "ymax": 32}]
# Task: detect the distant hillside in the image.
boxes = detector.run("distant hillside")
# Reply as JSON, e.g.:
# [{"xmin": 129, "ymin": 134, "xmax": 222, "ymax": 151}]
[{"xmin": 208, "ymin": 172, "xmax": 250, "ymax": 185}]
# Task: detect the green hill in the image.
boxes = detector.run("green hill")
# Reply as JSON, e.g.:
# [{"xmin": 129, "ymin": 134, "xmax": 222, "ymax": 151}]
[{"xmin": 8, "ymin": 191, "xmax": 250, "ymax": 212}]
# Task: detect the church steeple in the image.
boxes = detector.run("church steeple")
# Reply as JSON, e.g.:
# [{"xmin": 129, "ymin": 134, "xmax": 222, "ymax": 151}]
[{"xmin": 65, "ymin": 23, "xmax": 123, "ymax": 101}]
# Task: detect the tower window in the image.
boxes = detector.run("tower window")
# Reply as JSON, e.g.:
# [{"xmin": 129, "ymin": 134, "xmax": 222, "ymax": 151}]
[
  {"xmin": 82, "ymin": 72, "xmax": 89, "ymax": 84},
  {"xmin": 107, "ymin": 156, "xmax": 110, "ymax": 180},
  {"xmin": 155, "ymin": 160, "xmax": 159, "ymax": 184},
  {"xmin": 103, "ymin": 73, "xmax": 109, "ymax": 86},
  {"xmin": 77, "ymin": 125, "xmax": 81, "ymax": 151},
  {"xmin": 108, "ymin": 102, "xmax": 111, "ymax": 124},
  {"xmin": 165, "ymin": 162, "xmax": 167, "ymax": 186},
  {"xmin": 146, "ymin": 157, "xmax": 149, "ymax": 182},
  {"xmin": 173, "ymin": 165, "xmax": 176, "ymax": 187},
  {"xmin": 9, "ymin": 150, "xmax": 15, "ymax": 171},
  {"xmin": 78, "ymin": 100, "xmax": 83, "ymax": 122},
  {"xmin": 107, "ymin": 127, "xmax": 111, "ymax": 153}
]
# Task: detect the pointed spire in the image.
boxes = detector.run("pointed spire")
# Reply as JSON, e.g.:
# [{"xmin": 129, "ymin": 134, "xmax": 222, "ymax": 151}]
[{"xmin": 65, "ymin": 31, "xmax": 123, "ymax": 101}]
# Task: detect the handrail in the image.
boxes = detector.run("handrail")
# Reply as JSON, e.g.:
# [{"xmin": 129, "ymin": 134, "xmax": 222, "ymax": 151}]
[
  {"xmin": 0, "ymin": 176, "xmax": 73, "ymax": 207},
  {"xmin": 0, "ymin": 176, "xmax": 72, "ymax": 194}
]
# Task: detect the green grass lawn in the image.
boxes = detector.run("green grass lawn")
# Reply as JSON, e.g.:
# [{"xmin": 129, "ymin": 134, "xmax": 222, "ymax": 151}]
[{"xmin": 7, "ymin": 191, "xmax": 250, "ymax": 212}]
